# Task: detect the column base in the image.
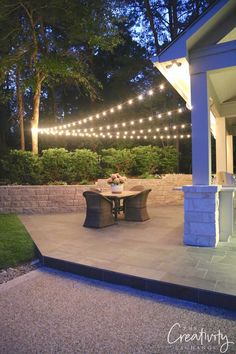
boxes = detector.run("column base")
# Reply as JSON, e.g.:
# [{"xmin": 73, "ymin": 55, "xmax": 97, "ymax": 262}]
[{"xmin": 183, "ymin": 185, "xmax": 221, "ymax": 247}]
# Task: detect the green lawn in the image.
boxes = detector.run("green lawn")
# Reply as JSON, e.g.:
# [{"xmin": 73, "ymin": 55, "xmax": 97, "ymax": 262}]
[{"xmin": 0, "ymin": 214, "xmax": 35, "ymax": 270}]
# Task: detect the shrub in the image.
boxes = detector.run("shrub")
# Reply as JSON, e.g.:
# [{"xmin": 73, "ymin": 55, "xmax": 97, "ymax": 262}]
[
  {"xmin": 40, "ymin": 148, "xmax": 73, "ymax": 183},
  {"xmin": 71, "ymin": 149, "xmax": 100, "ymax": 182},
  {"xmin": 131, "ymin": 146, "xmax": 161, "ymax": 176},
  {"xmin": 100, "ymin": 148, "xmax": 134, "ymax": 177},
  {"xmin": 157, "ymin": 146, "xmax": 178, "ymax": 174},
  {"xmin": 0, "ymin": 150, "xmax": 41, "ymax": 185}
]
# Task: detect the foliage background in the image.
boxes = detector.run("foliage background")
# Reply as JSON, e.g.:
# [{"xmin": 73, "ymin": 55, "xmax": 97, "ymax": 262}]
[{"xmin": 0, "ymin": 147, "xmax": 179, "ymax": 185}]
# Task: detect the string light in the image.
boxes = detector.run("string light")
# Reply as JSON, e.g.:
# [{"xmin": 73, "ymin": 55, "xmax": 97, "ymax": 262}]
[
  {"xmin": 39, "ymin": 122, "xmax": 190, "ymax": 137},
  {"xmin": 38, "ymin": 84, "xmax": 170, "ymax": 132}
]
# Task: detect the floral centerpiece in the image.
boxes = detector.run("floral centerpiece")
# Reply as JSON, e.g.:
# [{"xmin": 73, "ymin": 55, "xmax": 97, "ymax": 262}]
[{"xmin": 107, "ymin": 173, "xmax": 127, "ymax": 193}]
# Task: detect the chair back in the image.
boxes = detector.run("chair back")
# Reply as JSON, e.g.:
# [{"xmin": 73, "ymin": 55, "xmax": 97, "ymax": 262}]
[
  {"xmin": 83, "ymin": 191, "xmax": 112, "ymax": 213},
  {"xmin": 125, "ymin": 189, "xmax": 151, "ymax": 208}
]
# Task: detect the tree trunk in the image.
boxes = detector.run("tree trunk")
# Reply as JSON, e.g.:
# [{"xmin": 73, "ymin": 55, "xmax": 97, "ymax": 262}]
[
  {"xmin": 16, "ymin": 67, "xmax": 25, "ymax": 150},
  {"xmin": 143, "ymin": 0, "xmax": 160, "ymax": 53},
  {"xmin": 31, "ymin": 74, "xmax": 43, "ymax": 155}
]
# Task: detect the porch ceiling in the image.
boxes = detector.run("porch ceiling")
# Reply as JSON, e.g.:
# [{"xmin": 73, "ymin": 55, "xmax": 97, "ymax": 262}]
[{"xmin": 208, "ymin": 66, "xmax": 236, "ymax": 104}]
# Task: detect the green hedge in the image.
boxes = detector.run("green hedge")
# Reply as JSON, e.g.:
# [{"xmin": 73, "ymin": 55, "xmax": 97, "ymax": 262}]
[{"xmin": 0, "ymin": 146, "xmax": 178, "ymax": 185}]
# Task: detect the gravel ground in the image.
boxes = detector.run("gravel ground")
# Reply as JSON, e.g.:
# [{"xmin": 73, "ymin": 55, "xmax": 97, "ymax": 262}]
[
  {"xmin": 0, "ymin": 260, "xmax": 40, "ymax": 284},
  {"xmin": 0, "ymin": 268, "xmax": 236, "ymax": 354}
]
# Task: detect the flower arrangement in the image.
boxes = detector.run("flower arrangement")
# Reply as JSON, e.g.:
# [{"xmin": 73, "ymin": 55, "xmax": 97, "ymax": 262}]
[{"xmin": 107, "ymin": 173, "xmax": 127, "ymax": 185}]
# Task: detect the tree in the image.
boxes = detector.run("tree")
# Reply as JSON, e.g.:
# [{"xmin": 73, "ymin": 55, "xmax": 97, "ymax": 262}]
[{"xmin": 0, "ymin": 0, "xmax": 121, "ymax": 154}]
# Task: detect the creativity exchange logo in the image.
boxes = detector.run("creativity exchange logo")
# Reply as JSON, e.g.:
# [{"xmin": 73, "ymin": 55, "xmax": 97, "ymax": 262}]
[{"xmin": 167, "ymin": 323, "xmax": 235, "ymax": 353}]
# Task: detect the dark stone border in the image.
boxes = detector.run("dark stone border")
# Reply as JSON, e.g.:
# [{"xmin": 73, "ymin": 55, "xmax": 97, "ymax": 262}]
[{"xmin": 41, "ymin": 255, "xmax": 236, "ymax": 311}]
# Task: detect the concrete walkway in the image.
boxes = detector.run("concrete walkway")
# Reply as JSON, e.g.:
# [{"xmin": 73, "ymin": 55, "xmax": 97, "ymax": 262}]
[{"xmin": 0, "ymin": 268, "xmax": 236, "ymax": 354}]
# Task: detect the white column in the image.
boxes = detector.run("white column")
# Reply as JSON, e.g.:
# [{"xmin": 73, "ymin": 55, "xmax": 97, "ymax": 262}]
[
  {"xmin": 190, "ymin": 72, "xmax": 211, "ymax": 185},
  {"xmin": 226, "ymin": 134, "xmax": 234, "ymax": 173},
  {"xmin": 216, "ymin": 117, "xmax": 227, "ymax": 173}
]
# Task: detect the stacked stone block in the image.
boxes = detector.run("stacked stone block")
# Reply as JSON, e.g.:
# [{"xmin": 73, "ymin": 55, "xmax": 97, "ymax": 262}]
[
  {"xmin": 183, "ymin": 185, "xmax": 220, "ymax": 247},
  {"xmin": 0, "ymin": 174, "xmax": 192, "ymax": 214}
]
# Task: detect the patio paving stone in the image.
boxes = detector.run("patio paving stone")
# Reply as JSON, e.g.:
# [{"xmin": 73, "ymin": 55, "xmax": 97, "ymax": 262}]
[{"xmin": 19, "ymin": 205, "xmax": 236, "ymax": 302}]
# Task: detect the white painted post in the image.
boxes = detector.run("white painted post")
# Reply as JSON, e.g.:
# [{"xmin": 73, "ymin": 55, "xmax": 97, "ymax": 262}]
[
  {"xmin": 216, "ymin": 117, "xmax": 227, "ymax": 173},
  {"xmin": 226, "ymin": 134, "xmax": 234, "ymax": 173},
  {"xmin": 190, "ymin": 72, "xmax": 211, "ymax": 185}
]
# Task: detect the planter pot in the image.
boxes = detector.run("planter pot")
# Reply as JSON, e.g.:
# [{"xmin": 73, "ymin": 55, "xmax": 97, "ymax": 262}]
[{"xmin": 111, "ymin": 184, "xmax": 124, "ymax": 194}]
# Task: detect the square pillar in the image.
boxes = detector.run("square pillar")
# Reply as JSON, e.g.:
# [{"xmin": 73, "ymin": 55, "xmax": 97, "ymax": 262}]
[
  {"xmin": 216, "ymin": 117, "xmax": 227, "ymax": 173},
  {"xmin": 190, "ymin": 72, "xmax": 211, "ymax": 185},
  {"xmin": 226, "ymin": 134, "xmax": 234, "ymax": 173},
  {"xmin": 183, "ymin": 185, "xmax": 221, "ymax": 247}
]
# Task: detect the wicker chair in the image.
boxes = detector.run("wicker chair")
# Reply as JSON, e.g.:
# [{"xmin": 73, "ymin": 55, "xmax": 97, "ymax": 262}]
[
  {"xmin": 130, "ymin": 185, "xmax": 145, "ymax": 191},
  {"xmin": 124, "ymin": 189, "xmax": 151, "ymax": 222},
  {"xmin": 83, "ymin": 191, "xmax": 115, "ymax": 228}
]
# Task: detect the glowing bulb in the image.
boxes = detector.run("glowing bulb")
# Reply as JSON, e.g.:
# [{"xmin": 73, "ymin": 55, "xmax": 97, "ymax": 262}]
[
  {"xmin": 139, "ymin": 119, "xmax": 143, "ymax": 123},
  {"xmin": 106, "ymin": 125, "xmax": 110, "ymax": 130},
  {"xmin": 144, "ymin": 136, "xmax": 147, "ymax": 139},
  {"xmin": 78, "ymin": 121, "xmax": 82, "ymax": 125},
  {"xmin": 178, "ymin": 108, "xmax": 182, "ymax": 113},
  {"xmin": 160, "ymin": 84, "xmax": 164, "ymax": 90},
  {"xmin": 72, "ymin": 122, "xmax": 76, "ymax": 126},
  {"xmin": 130, "ymin": 121, "xmax": 134, "ymax": 125},
  {"xmin": 153, "ymin": 136, "xmax": 157, "ymax": 139},
  {"xmin": 180, "ymin": 135, "xmax": 184, "ymax": 139},
  {"xmin": 140, "ymin": 130, "xmax": 143, "ymax": 133},
  {"xmin": 148, "ymin": 116, "xmax": 153, "ymax": 121},
  {"xmin": 122, "ymin": 123, "xmax": 126, "ymax": 127},
  {"xmin": 89, "ymin": 116, "xmax": 93, "ymax": 121},
  {"xmin": 130, "ymin": 136, "xmax": 133, "ymax": 139},
  {"xmin": 181, "ymin": 124, "xmax": 185, "ymax": 128},
  {"xmin": 128, "ymin": 99, "xmax": 133, "ymax": 105},
  {"xmin": 138, "ymin": 94, "xmax": 143, "ymax": 100},
  {"xmin": 173, "ymin": 125, "xmax": 176, "ymax": 130},
  {"xmin": 167, "ymin": 111, "xmax": 172, "ymax": 116},
  {"xmin": 102, "ymin": 111, "xmax": 106, "ymax": 116},
  {"xmin": 160, "ymin": 136, "xmax": 163, "ymax": 139},
  {"xmin": 110, "ymin": 108, "xmax": 114, "ymax": 113},
  {"xmin": 148, "ymin": 129, "xmax": 152, "ymax": 133},
  {"xmin": 114, "ymin": 124, "xmax": 118, "ymax": 128},
  {"xmin": 174, "ymin": 135, "xmax": 177, "ymax": 139},
  {"xmin": 137, "ymin": 136, "xmax": 140, "ymax": 139},
  {"xmin": 99, "ymin": 127, "xmax": 103, "ymax": 130},
  {"xmin": 148, "ymin": 89, "xmax": 153, "ymax": 96},
  {"xmin": 96, "ymin": 114, "xmax": 100, "ymax": 118},
  {"xmin": 158, "ymin": 114, "xmax": 162, "ymax": 119},
  {"xmin": 156, "ymin": 128, "xmax": 160, "ymax": 132},
  {"xmin": 83, "ymin": 119, "xmax": 87, "ymax": 123},
  {"xmin": 132, "ymin": 131, "xmax": 135, "ymax": 134},
  {"xmin": 124, "ymin": 131, "xmax": 128, "ymax": 135},
  {"xmin": 167, "ymin": 135, "xmax": 170, "ymax": 139},
  {"xmin": 164, "ymin": 127, "xmax": 168, "ymax": 131},
  {"xmin": 117, "ymin": 105, "xmax": 122, "ymax": 110},
  {"xmin": 187, "ymin": 134, "xmax": 191, "ymax": 138}
]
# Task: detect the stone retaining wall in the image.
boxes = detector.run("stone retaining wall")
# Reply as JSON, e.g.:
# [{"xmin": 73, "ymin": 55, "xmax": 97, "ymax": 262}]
[{"xmin": 0, "ymin": 174, "xmax": 192, "ymax": 214}]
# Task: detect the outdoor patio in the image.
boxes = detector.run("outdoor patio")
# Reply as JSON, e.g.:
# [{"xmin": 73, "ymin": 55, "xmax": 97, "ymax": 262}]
[{"xmin": 19, "ymin": 206, "xmax": 236, "ymax": 309}]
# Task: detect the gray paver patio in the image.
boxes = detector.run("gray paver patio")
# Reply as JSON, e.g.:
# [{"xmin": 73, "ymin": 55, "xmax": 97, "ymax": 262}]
[{"xmin": 19, "ymin": 206, "xmax": 236, "ymax": 296}]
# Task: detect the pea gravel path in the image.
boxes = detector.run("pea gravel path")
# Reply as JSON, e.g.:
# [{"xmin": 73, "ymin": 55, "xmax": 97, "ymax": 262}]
[{"xmin": 0, "ymin": 268, "xmax": 236, "ymax": 354}]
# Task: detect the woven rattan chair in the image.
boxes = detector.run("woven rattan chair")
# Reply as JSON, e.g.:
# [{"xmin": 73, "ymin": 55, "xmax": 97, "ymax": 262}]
[
  {"xmin": 83, "ymin": 191, "xmax": 115, "ymax": 228},
  {"xmin": 124, "ymin": 189, "xmax": 151, "ymax": 222},
  {"xmin": 130, "ymin": 185, "xmax": 145, "ymax": 191}
]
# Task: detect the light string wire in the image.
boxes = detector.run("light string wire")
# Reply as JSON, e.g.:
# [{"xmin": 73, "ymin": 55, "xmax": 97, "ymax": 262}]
[
  {"xmin": 39, "ymin": 107, "xmax": 190, "ymax": 135},
  {"xmin": 39, "ymin": 122, "xmax": 191, "ymax": 137},
  {"xmin": 37, "ymin": 83, "xmax": 170, "ymax": 132}
]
